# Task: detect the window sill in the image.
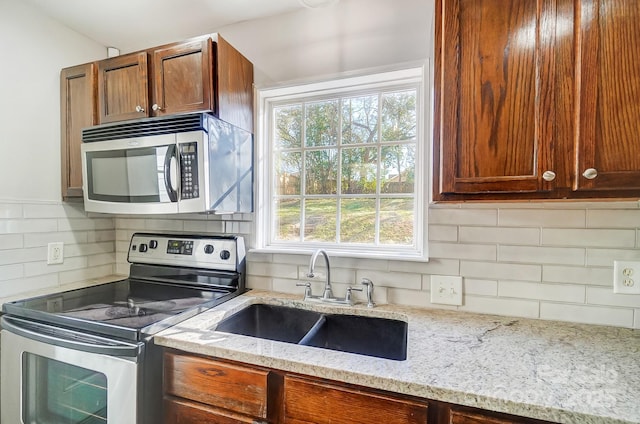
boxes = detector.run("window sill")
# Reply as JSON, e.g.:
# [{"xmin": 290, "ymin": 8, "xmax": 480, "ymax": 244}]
[{"xmin": 249, "ymin": 246, "xmax": 429, "ymax": 262}]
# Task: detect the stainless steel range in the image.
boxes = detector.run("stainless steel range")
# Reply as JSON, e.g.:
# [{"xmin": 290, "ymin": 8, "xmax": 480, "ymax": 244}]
[{"xmin": 1, "ymin": 233, "xmax": 246, "ymax": 424}]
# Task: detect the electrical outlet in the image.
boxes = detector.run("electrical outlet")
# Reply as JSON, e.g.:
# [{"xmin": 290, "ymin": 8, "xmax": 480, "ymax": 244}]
[
  {"xmin": 430, "ymin": 275, "xmax": 463, "ymax": 305},
  {"xmin": 613, "ymin": 261, "xmax": 640, "ymax": 294},
  {"xmin": 47, "ymin": 242, "xmax": 64, "ymax": 265}
]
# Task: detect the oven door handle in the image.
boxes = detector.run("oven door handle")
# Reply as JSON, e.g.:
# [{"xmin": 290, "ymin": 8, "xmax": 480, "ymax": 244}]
[{"xmin": 1, "ymin": 316, "xmax": 144, "ymax": 359}]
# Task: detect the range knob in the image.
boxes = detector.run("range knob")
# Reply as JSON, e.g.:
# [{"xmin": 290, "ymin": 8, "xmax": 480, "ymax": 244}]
[
  {"xmin": 149, "ymin": 240, "xmax": 158, "ymax": 249},
  {"xmin": 139, "ymin": 243, "xmax": 148, "ymax": 253},
  {"xmin": 220, "ymin": 250, "xmax": 231, "ymax": 260},
  {"xmin": 204, "ymin": 244, "xmax": 214, "ymax": 254}
]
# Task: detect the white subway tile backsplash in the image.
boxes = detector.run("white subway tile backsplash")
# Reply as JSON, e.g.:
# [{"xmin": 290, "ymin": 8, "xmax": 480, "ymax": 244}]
[
  {"xmin": 0, "ymin": 219, "xmax": 58, "ymax": 234},
  {"xmin": 0, "ymin": 247, "xmax": 47, "ymax": 265},
  {"xmin": 542, "ymin": 228, "xmax": 636, "ymax": 248},
  {"xmin": 388, "ymin": 258, "xmax": 459, "ymax": 275},
  {"xmin": 59, "ymin": 264, "xmax": 114, "ymax": 285},
  {"xmin": 0, "ymin": 273, "xmax": 59, "ymax": 298},
  {"xmin": 460, "ymin": 295, "xmax": 539, "ymax": 319},
  {"xmin": 634, "ymin": 310, "xmax": 640, "ymax": 329},
  {"xmin": 144, "ymin": 219, "xmax": 184, "ymax": 232},
  {"xmin": 461, "ymin": 261, "xmax": 541, "ymax": 282},
  {"xmin": 24, "ymin": 256, "xmax": 88, "ymax": 278},
  {"xmin": 499, "ymin": 209, "xmax": 586, "ymax": 228},
  {"xmin": 246, "ymin": 275, "xmax": 272, "ymax": 291},
  {"xmin": 498, "ymin": 281, "xmax": 585, "ymax": 303},
  {"xmin": 429, "ymin": 208, "xmax": 497, "ymax": 226},
  {"xmin": 0, "ymin": 203, "xmax": 23, "ymax": 219},
  {"xmin": 88, "ymin": 253, "xmax": 116, "ymax": 267},
  {"xmin": 587, "ymin": 209, "xmax": 640, "ymax": 228},
  {"xmin": 540, "ymin": 302, "xmax": 634, "ymax": 328},
  {"xmin": 428, "ymin": 225, "xmax": 458, "ymax": 242},
  {"xmin": 355, "ymin": 269, "xmax": 421, "ymax": 290},
  {"xmin": 459, "ymin": 226, "xmax": 540, "ymax": 245},
  {"xmin": 387, "ymin": 287, "xmax": 452, "ymax": 309},
  {"xmin": 248, "ymin": 262, "xmax": 299, "ymax": 279},
  {"xmin": 498, "ymin": 245, "xmax": 585, "ymax": 266},
  {"xmin": 586, "ymin": 248, "xmax": 640, "ymax": 267},
  {"xmin": 58, "ymin": 218, "xmax": 113, "ymax": 232},
  {"xmin": 24, "ymin": 231, "xmax": 87, "ymax": 247},
  {"xmin": 429, "ymin": 242, "xmax": 496, "ymax": 261},
  {"xmin": 586, "ymin": 287, "xmax": 640, "ymax": 308},
  {"xmin": 542, "ymin": 265, "xmax": 612, "ymax": 286},
  {"xmin": 86, "ymin": 230, "xmax": 115, "ymax": 243},
  {"xmin": 463, "ymin": 279, "xmax": 498, "ymax": 296},
  {"xmin": 0, "ymin": 234, "xmax": 23, "ymax": 250},
  {"xmin": 0, "ymin": 264, "xmax": 23, "ymax": 281},
  {"xmin": 272, "ymin": 277, "xmax": 304, "ymax": 295}
]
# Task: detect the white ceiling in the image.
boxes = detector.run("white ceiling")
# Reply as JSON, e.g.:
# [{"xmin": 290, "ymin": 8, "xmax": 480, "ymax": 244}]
[{"xmin": 22, "ymin": 0, "xmax": 329, "ymax": 53}]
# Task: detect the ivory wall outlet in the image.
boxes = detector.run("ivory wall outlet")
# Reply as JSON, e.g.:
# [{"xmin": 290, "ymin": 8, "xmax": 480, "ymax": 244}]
[{"xmin": 430, "ymin": 275, "xmax": 463, "ymax": 306}]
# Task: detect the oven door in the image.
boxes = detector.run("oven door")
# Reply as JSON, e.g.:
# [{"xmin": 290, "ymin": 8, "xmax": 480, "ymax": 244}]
[
  {"xmin": 81, "ymin": 133, "xmax": 187, "ymax": 215},
  {"xmin": 1, "ymin": 316, "xmax": 143, "ymax": 424}
]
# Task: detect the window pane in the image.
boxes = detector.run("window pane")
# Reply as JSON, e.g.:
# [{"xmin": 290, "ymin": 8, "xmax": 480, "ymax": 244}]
[
  {"xmin": 275, "ymin": 152, "xmax": 302, "ymax": 195},
  {"xmin": 274, "ymin": 105, "xmax": 302, "ymax": 149},
  {"xmin": 304, "ymin": 199, "xmax": 337, "ymax": 242},
  {"xmin": 275, "ymin": 198, "xmax": 301, "ymax": 241},
  {"xmin": 381, "ymin": 91, "xmax": 416, "ymax": 142},
  {"xmin": 305, "ymin": 100, "xmax": 339, "ymax": 147},
  {"xmin": 381, "ymin": 144, "xmax": 415, "ymax": 193},
  {"xmin": 379, "ymin": 198, "xmax": 414, "ymax": 245},
  {"xmin": 342, "ymin": 95, "xmax": 378, "ymax": 145},
  {"xmin": 305, "ymin": 149, "xmax": 338, "ymax": 194},
  {"xmin": 342, "ymin": 147, "xmax": 377, "ymax": 194},
  {"xmin": 340, "ymin": 198, "xmax": 376, "ymax": 243}
]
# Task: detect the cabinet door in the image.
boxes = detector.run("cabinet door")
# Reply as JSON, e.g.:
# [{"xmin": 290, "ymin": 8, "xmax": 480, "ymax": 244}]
[
  {"xmin": 152, "ymin": 38, "xmax": 213, "ymax": 116},
  {"xmin": 97, "ymin": 52, "xmax": 148, "ymax": 123},
  {"xmin": 283, "ymin": 376, "xmax": 428, "ymax": 424},
  {"xmin": 574, "ymin": 0, "xmax": 640, "ymax": 193},
  {"xmin": 60, "ymin": 63, "xmax": 96, "ymax": 199},
  {"xmin": 434, "ymin": 0, "xmax": 557, "ymax": 198}
]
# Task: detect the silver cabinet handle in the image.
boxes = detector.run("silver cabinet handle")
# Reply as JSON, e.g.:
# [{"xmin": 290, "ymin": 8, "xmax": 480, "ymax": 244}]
[
  {"xmin": 582, "ymin": 168, "xmax": 598, "ymax": 179},
  {"xmin": 542, "ymin": 171, "xmax": 556, "ymax": 181},
  {"xmin": 152, "ymin": 103, "xmax": 163, "ymax": 111},
  {"xmin": 135, "ymin": 105, "xmax": 145, "ymax": 113}
]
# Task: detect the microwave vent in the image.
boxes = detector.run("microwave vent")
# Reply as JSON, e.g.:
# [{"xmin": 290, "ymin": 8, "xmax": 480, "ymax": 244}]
[{"xmin": 82, "ymin": 114, "xmax": 208, "ymax": 143}]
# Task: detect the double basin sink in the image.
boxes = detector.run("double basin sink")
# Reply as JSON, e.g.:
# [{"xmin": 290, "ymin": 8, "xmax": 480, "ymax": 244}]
[{"xmin": 215, "ymin": 304, "xmax": 407, "ymax": 361}]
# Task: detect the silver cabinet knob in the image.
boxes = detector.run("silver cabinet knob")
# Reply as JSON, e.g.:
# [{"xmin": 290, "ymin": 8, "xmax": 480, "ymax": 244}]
[
  {"xmin": 582, "ymin": 168, "xmax": 598, "ymax": 179},
  {"xmin": 542, "ymin": 171, "xmax": 556, "ymax": 181},
  {"xmin": 152, "ymin": 103, "xmax": 163, "ymax": 112},
  {"xmin": 135, "ymin": 105, "xmax": 145, "ymax": 113}
]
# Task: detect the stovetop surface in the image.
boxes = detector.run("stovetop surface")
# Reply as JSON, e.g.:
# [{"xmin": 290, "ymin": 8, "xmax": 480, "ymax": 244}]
[{"xmin": 3, "ymin": 278, "xmax": 240, "ymax": 341}]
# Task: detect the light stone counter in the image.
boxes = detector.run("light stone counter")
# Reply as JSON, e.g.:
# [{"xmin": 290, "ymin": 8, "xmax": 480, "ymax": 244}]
[{"xmin": 154, "ymin": 291, "xmax": 640, "ymax": 424}]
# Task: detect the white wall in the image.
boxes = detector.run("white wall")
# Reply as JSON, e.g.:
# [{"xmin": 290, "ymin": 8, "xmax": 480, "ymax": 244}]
[
  {"xmin": 217, "ymin": 0, "xmax": 432, "ymax": 85},
  {"xmin": 0, "ymin": 1, "xmax": 116, "ymax": 302},
  {"xmin": 0, "ymin": 0, "xmax": 106, "ymax": 202}
]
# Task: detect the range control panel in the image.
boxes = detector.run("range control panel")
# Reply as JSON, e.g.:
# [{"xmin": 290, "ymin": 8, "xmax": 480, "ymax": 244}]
[{"xmin": 128, "ymin": 233, "xmax": 244, "ymax": 272}]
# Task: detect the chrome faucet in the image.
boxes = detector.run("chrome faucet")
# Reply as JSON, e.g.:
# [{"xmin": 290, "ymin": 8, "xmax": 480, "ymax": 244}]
[
  {"xmin": 308, "ymin": 249, "xmax": 333, "ymax": 299},
  {"xmin": 296, "ymin": 249, "xmax": 375, "ymax": 307}
]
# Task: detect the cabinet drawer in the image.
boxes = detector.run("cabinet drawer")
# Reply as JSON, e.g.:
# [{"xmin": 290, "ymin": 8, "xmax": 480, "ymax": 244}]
[
  {"xmin": 283, "ymin": 376, "xmax": 428, "ymax": 424},
  {"xmin": 164, "ymin": 397, "xmax": 261, "ymax": 424},
  {"xmin": 164, "ymin": 352, "xmax": 269, "ymax": 418},
  {"xmin": 450, "ymin": 408, "xmax": 548, "ymax": 424}
]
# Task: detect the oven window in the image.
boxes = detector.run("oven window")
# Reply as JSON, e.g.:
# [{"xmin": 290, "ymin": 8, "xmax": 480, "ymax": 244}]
[{"xmin": 23, "ymin": 353, "xmax": 107, "ymax": 424}]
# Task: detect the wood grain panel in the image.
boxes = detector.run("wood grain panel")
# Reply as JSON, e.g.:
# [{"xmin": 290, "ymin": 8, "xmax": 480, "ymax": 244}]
[
  {"xmin": 164, "ymin": 397, "xmax": 258, "ymax": 424},
  {"xmin": 164, "ymin": 352, "xmax": 269, "ymax": 419},
  {"xmin": 97, "ymin": 52, "xmax": 148, "ymax": 123},
  {"xmin": 60, "ymin": 63, "xmax": 96, "ymax": 199},
  {"xmin": 575, "ymin": 0, "xmax": 640, "ymax": 191},
  {"xmin": 436, "ymin": 0, "xmax": 556, "ymax": 196},
  {"xmin": 152, "ymin": 38, "xmax": 212, "ymax": 115},
  {"xmin": 283, "ymin": 375, "xmax": 428, "ymax": 424}
]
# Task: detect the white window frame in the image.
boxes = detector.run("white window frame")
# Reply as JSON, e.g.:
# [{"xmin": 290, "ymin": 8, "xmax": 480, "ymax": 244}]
[{"xmin": 254, "ymin": 67, "xmax": 428, "ymax": 261}]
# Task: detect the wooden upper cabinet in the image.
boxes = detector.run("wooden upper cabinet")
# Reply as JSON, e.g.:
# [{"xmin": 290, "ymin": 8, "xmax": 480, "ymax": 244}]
[
  {"xmin": 434, "ymin": 0, "xmax": 640, "ymax": 201},
  {"xmin": 60, "ymin": 63, "xmax": 97, "ymax": 199},
  {"xmin": 435, "ymin": 0, "xmax": 557, "ymax": 199},
  {"xmin": 574, "ymin": 0, "xmax": 640, "ymax": 193},
  {"xmin": 97, "ymin": 52, "xmax": 149, "ymax": 123},
  {"xmin": 95, "ymin": 35, "xmax": 253, "ymax": 132},
  {"xmin": 151, "ymin": 38, "xmax": 213, "ymax": 117}
]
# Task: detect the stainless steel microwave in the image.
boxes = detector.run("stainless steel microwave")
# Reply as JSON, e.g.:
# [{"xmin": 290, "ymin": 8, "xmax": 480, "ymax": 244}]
[{"xmin": 81, "ymin": 113, "xmax": 253, "ymax": 215}]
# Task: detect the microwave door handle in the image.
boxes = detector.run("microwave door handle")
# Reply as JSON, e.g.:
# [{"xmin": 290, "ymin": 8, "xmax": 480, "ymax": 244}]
[{"xmin": 164, "ymin": 144, "xmax": 179, "ymax": 202}]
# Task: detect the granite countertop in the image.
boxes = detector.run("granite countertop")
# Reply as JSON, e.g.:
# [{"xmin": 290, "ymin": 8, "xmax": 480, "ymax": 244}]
[{"xmin": 154, "ymin": 290, "xmax": 640, "ymax": 424}]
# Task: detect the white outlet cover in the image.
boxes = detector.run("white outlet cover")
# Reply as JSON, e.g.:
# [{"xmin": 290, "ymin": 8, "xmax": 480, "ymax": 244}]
[
  {"xmin": 430, "ymin": 275, "xmax": 463, "ymax": 306},
  {"xmin": 613, "ymin": 261, "xmax": 640, "ymax": 294},
  {"xmin": 47, "ymin": 242, "xmax": 64, "ymax": 265}
]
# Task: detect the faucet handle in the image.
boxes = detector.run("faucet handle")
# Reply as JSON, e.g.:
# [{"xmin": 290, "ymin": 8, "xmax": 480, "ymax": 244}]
[
  {"xmin": 360, "ymin": 278, "xmax": 375, "ymax": 308},
  {"xmin": 296, "ymin": 282, "xmax": 313, "ymax": 299},
  {"xmin": 345, "ymin": 286, "xmax": 363, "ymax": 304}
]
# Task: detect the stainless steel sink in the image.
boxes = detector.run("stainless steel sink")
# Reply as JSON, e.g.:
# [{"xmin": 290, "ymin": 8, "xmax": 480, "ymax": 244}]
[{"xmin": 215, "ymin": 303, "xmax": 407, "ymax": 361}]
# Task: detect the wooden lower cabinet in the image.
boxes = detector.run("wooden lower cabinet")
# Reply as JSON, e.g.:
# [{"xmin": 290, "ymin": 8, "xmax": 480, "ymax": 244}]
[{"xmin": 163, "ymin": 351, "xmax": 553, "ymax": 424}]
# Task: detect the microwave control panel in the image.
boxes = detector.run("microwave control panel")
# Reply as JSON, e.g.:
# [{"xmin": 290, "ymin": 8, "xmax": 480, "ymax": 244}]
[{"xmin": 180, "ymin": 143, "xmax": 199, "ymax": 199}]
